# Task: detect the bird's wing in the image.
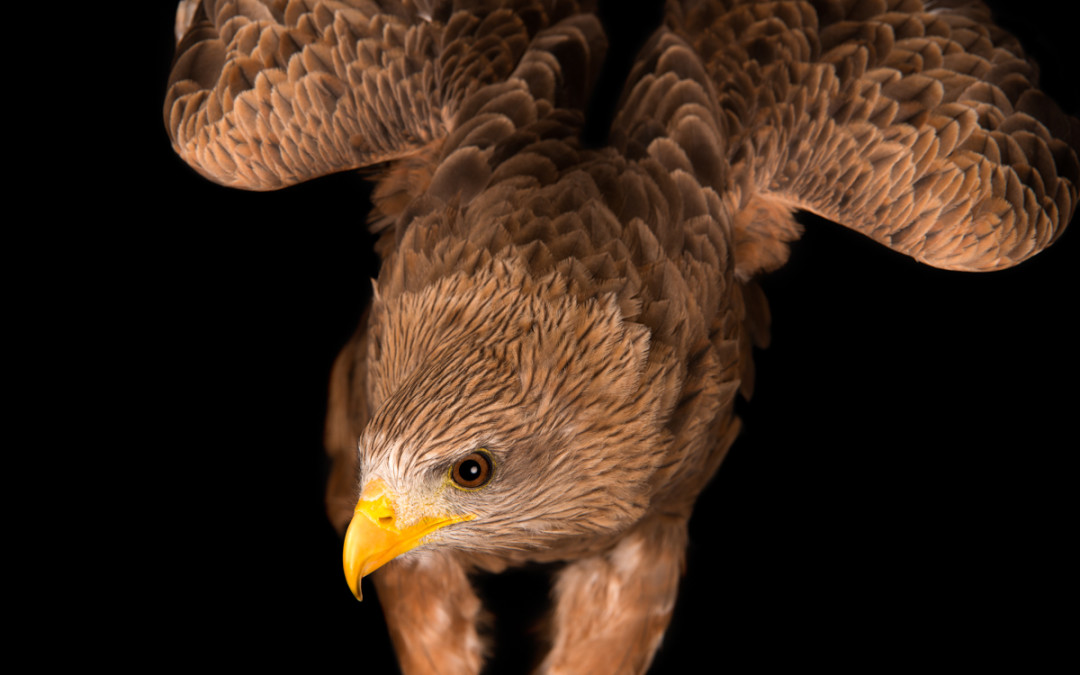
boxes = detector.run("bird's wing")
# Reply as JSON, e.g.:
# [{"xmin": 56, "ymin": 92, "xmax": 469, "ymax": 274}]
[
  {"xmin": 165, "ymin": 0, "xmax": 588, "ymax": 190},
  {"xmin": 668, "ymin": 0, "xmax": 1078, "ymax": 272},
  {"xmin": 325, "ymin": 305, "xmax": 369, "ymax": 536}
]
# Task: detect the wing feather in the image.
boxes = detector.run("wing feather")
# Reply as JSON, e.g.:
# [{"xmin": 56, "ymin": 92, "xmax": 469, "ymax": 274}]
[
  {"xmin": 165, "ymin": 0, "xmax": 581, "ymax": 189},
  {"xmin": 668, "ymin": 0, "xmax": 1078, "ymax": 271}
]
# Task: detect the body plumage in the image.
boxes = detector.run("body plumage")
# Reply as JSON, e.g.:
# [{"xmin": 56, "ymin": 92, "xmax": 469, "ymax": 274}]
[{"xmin": 164, "ymin": 1, "xmax": 1077, "ymax": 672}]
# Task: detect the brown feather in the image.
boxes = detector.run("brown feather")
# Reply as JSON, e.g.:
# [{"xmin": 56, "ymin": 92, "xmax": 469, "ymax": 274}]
[{"xmin": 165, "ymin": 1, "xmax": 1076, "ymax": 673}]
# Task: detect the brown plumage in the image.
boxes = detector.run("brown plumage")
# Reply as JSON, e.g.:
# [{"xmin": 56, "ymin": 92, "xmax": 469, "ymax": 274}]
[{"xmin": 165, "ymin": 1, "xmax": 1077, "ymax": 672}]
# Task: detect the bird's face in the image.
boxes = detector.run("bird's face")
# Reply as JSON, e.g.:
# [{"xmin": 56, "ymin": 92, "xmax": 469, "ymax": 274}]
[{"xmin": 343, "ymin": 264, "xmax": 677, "ymax": 597}]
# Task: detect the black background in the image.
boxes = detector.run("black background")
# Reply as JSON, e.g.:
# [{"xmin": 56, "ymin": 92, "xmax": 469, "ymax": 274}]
[{"xmin": 134, "ymin": 1, "xmax": 1076, "ymax": 671}]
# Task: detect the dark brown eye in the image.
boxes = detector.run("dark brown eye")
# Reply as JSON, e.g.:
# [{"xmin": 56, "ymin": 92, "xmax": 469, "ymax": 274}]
[{"xmin": 450, "ymin": 450, "xmax": 494, "ymax": 489}]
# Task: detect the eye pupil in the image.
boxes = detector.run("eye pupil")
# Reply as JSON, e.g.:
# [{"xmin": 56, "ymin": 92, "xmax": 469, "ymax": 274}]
[{"xmin": 451, "ymin": 451, "xmax": 493, "ymax": 489}]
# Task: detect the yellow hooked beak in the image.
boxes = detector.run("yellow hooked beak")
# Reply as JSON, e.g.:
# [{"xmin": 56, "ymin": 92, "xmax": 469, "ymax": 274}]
[{"xmin": 342, "ymin": 478, "xmax": 474, "ymax": 600}]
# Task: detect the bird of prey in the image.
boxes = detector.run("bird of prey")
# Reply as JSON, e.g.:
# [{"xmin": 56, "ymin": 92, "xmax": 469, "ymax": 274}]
[{"xmin": 165, "ymin": 0, "xmax": 1077, "ymax": 672}]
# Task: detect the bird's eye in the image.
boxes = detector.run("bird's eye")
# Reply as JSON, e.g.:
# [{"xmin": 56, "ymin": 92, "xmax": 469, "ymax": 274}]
[{"xmin": 450, "ymin": 450, "xmax": 494, "ymax": 490}]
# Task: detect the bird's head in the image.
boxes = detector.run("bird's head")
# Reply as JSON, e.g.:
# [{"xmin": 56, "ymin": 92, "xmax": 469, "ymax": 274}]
[{"xmin": 343, "ymin": 259, "xmax": 680, "ymax": 598}]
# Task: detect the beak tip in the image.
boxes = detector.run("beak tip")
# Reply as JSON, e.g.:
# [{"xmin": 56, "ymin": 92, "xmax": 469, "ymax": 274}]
[{"xmin": 346, "ymin": 574, "xmax": 364, "ymax": 602}]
